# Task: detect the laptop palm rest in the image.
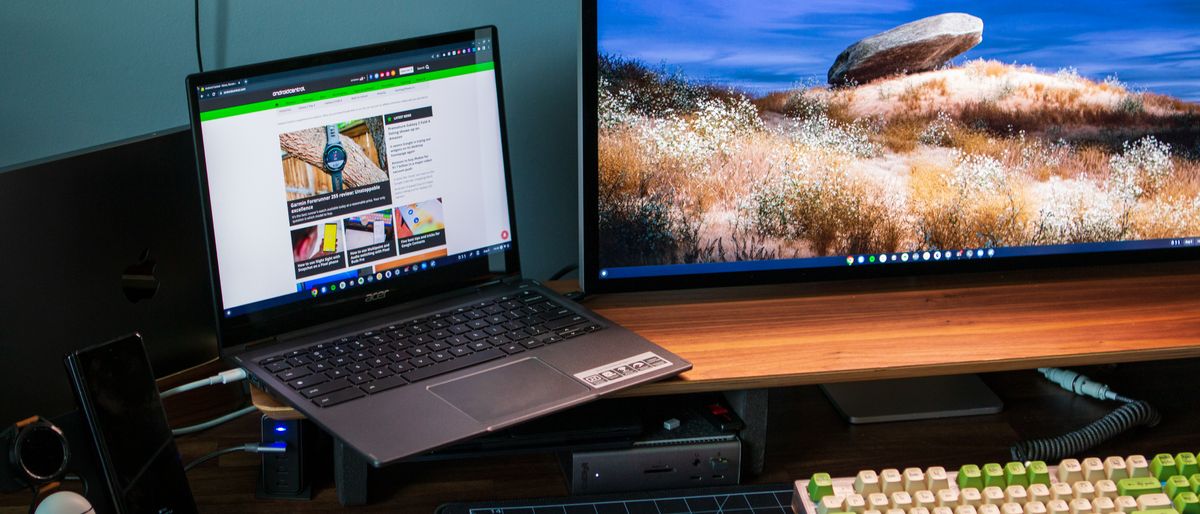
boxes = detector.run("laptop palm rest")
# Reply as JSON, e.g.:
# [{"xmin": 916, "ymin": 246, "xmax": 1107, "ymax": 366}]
[{"xmin": 429, "ymin": 358, "xmax": 589, "ymax": 424}]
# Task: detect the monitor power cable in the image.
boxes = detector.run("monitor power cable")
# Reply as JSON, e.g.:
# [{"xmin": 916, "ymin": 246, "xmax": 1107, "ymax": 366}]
[
  {"xmin": 194, "ymin": 0, "xmax": 204, "ymax": 72},
  {"xmin": 1009, "ymin": 367, "xmax": 1160, "ymax": 462},
  {"xmin": 183, "ymin": 442, "xmax": 286, "ymax": 472}
]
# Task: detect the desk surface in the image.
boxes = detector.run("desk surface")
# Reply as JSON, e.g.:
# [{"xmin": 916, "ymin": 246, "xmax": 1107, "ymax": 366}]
[
  {"xmin": 253, "ymin": 262, "xmax": 1200, "ymax": 415},
  {"xmin": 9, "ymin": 360, "xmax": 1198, "ymax": 512}
]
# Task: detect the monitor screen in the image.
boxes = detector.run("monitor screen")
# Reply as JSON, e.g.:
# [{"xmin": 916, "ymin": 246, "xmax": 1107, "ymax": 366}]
[
  {"xmin": 192, "ymin": 30, "xmax": 513, "ymax": 318},
  {"xmin": 586, "ymin": 1, "xmax": 1200, "ymax": 290}
]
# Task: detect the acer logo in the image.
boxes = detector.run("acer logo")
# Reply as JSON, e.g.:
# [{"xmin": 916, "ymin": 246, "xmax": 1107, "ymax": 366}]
[{"xmin": 365, "ymin": 291, "xmax": 388, "ymax": 302}]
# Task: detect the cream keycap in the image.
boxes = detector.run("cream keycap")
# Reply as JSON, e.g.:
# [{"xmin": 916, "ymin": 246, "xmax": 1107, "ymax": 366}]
[
  {"xmin": 911, "ymin": 507, "xmax": 931, "ymax": 514},
  {"xmin": 1073, "ymin": 481, "xmax": 1096, "ymax": 499},
  {"xmin": 882, "ymin": 469, "xmax": 903, "ymax": 494},
  {"xmin": 865, "ymin": 510, "xmax": 883, "ymax": 514},
  {"xmin": 934, "ymin": 507, "xmax": 955, "ymax": 514},
  {"xmin": 846, "ymin": 494, "xmax": 867, "ymax": 513},
  {"xmin": 819, "ymin": 495, "xmax": 846, "ymax": 514},
  {"xmin": 915, "ymin": 490, "xmax": 937, "ymax": 508},
  {"xmin": 1134, "ymin": 493, "xmax": 1171, "ymax": 511},
  {"xmin": 1025, "ymin": 501, "xmax": 1048, "ymax": 514},
  {"xmin": 1114, "ymin": 497, "xmax": 1138, "ymax": 513},
  {"xmin": 1001, "ymin": 503, "xmax": 1025, "ymax": 514},
  {"xmin": 1105, "ymin": 457, "xmax": 1129, "ymax": 481},
  {"xmin": 892, "ymin": 491, "xmax": 914, "ymax": 510},
  {"xmin": 1029, "ymin": 484, "xmax": 1051, "ymax": 503},
  {"xmin": 1059, "ymin": 460, "xmax": 1084, "ymax": 483},
  {"xmin": 938, "ymin": 489, "xmax": 961, "ymax": 507},
  {"xmin": 1126, "ymin": 456, "xmax": 1150, "ymax": 478},
  {"xmin": 857, "ymin": 470, "xmax": 883, "ymax": 495},
  {"xmin": 1095, "ymin": 480, "xmax": 1117, "ymax": 499},
  {"xmin": 1068, "ymin": 498, "xmax": 1093, "ymax": 514},
  {"xmin": 1046, "ymin": 499, "xmax": 1070, "ymax": 514},
  {"xmin": 956, "ymin": 506, "xmax": 980, "ymax": 514},
  {"xmin": 905, "ymin": 468, "xmax": 928, "ymax": 493},
  {"xmin": 928, "ymin": 467, "xmax": 951, "ymax": 492},
  {"xmin": 1082, "ymin": 458, "xmax": 1106, "ymax": 482},
  {"xmin": 1006, "ymin": 486, "xmax": 1030, "ymax": 503},
  {"xmin": 886, "ymin": 509, "xmax": 906, "ymax": 514},
  {"xmin": 869, "ymin": 493, "xmax": 891, "ymax": 511},
  {"xmin": 1093, "ymin": 496, "xmax": 1116, "ymax": 514},
  {"xmin": 980, "ymin": 504, "xmax": 1002, "ymax": 514},
  {"xmin": 984, "ymin": 487, "xmax": 1006, "ymax": 505},
  {"xmin": 961, "ymin": 489, "xmax": 984, "ymax": 507},
  {"xmin": 1052, "ymin": 483, "xmax": 1075, "ymax": 501}
]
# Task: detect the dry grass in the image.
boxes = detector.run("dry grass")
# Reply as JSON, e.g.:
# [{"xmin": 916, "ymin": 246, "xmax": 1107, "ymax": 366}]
[
  {"xmin": 879, "ymin": 118, "xmax": 925, "ymax": 153},
  {"xmin": 598, "ymin": 54, "xmax": 1200, "ymax": 266},
  {"xmin": 967, "ymin": 59, "xmax": 1012, "ymax": 78}
]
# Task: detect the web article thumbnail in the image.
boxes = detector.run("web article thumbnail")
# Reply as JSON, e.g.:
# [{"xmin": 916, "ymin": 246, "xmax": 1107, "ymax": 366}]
[
  {"xmin": 291, "ymin": 222, "xmax": 346, "ymax": 278},
  {"xmin": 344, "ymin": 209, "xmax": 397, "ymax": 266},
  {"xmin": 280, "ymin": 117, "xmax": 393, "ymax": 226},
  {"xmin": 396, "ymin": 198, "xmax": 447, "ymax": 254}
]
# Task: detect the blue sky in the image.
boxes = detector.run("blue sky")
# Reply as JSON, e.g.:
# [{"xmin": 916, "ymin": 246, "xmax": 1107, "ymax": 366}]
[{"xmin": 598, "ymin": 0, "xmax": 1200, "ymax": 101}]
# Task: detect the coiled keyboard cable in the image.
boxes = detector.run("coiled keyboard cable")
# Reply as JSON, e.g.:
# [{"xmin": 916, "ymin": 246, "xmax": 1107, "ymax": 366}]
[{"xmin": 1009, "ymin": 367, "xmax": 1161, "ymax": 462}]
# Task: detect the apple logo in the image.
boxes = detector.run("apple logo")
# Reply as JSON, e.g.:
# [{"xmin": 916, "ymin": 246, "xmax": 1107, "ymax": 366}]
[{"xmin": 121, "ymin": 248, "xmax": 160, "ymax": 303}]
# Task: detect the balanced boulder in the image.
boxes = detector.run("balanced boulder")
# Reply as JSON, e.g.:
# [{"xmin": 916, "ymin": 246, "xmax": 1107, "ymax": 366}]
[{"xmin": 828, "ymin": 13, "xmax": 983, "ymax": 86}]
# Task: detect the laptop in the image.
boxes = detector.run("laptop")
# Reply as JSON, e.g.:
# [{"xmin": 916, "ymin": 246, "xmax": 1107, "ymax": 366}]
[
  {"xmin": 185, "ymin": 26, "xmax": 691, "ymax": 466},
  {"xmin": 0, "ymin": 127, "xmax": 216, "ymax": 424}
]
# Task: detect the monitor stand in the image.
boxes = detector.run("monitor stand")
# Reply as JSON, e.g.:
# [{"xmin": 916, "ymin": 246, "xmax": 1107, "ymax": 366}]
[{"xmin": 819, "ymin": 375, "xmax": 1003, "ymax": 424}]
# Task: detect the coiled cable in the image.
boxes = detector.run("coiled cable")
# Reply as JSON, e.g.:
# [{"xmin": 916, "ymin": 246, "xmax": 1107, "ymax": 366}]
[{"xmin": 1009, "ymin": 368, "xmax": 1160, "ymax": 462}]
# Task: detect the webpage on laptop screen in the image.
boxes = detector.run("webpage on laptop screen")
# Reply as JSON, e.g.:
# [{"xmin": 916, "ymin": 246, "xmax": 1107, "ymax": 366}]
[{"xmin": 195, "ymin": 41, "xmax": 511, "ymax": 316}]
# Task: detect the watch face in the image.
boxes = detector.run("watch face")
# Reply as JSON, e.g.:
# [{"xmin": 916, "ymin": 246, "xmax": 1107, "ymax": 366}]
[{"xmin": 323, "ymin": 144, "xmax": 346, "ymax": 173}]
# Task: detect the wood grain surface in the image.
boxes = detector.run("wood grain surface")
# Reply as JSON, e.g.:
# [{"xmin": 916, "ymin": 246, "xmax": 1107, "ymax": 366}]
[{"xmin": 251, "ymin": 261, "xmax": 1200, "ymax": 414}]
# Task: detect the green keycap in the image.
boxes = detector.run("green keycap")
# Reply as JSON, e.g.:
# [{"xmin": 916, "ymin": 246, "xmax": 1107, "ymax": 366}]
[
  {"xmin": 1191, "ymin": 474, "xmax": 1200, "ymax": 494},
  {"xmin": 1155, "ymin": 454, "xmax": 1182, "ymax": 481},
  {"xmin": 1176, "ymin": 492, "xmax": 1200, "ymax": 514},
  {"xmin": 1178, "ymin": 454, "xmax": 1200, "ymax": 477},
  {"xmin": 1170, "ymin": 476, "xmax": 1194, "ymax": 500},
  {"xmin": 958, "ymin": 464, "xmax": 984, "ymax": 490},
  {"xmin": 983, "ymin": 463, "xmax": 1006, "ymax": 488},
  {"xmin": 809, "ymin": 473, "xmax": 835, "ymax": 500},
  {"xmin": 1119, "ymin": 476, "xmax": 1166, "ymax": 497},
  {"xmin": 1027, "ymin": 461, "xmax": 1051, "ymax": 485},
  {"xmin": 1005, "ymin": 462, "xmax": 1029, "ymax": 488}
]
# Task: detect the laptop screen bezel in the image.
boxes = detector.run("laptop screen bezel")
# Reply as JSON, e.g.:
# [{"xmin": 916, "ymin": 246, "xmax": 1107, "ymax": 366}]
[{"xmin": 186, "ymin": 26, "xmax": 521, "ymax": 352}]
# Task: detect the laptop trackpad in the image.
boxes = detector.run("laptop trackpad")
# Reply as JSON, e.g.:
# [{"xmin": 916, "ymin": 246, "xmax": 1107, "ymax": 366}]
[{"xmin": 429, "ymin": 358, "xmax": 589, "ymax": 424}]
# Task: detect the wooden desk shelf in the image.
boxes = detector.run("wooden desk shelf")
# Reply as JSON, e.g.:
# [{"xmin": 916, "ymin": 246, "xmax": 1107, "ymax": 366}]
[{"xmin": 252, "ymin": 262, "xmax": 1200, "ymax": 412}]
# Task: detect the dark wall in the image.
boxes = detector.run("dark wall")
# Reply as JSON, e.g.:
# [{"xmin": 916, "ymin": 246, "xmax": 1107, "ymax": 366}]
[{"xmin": 0, "ymin": 0, "xmax": 580, "ymax": 283}]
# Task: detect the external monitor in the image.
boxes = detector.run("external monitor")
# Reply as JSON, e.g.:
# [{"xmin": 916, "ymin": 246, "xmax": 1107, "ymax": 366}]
[{"xmin": 581, "ymin": 1, "xmax": 1200, "ymax": 293}]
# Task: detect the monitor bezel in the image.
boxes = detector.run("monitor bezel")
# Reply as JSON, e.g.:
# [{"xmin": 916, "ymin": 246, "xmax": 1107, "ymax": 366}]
[
  {"xmin": 187, "ymin": 26, "xmax": 521, "ymax": 350},
  {"xmin": 579, "ymin": 2, "xmax": 1200, "ymax": 294}
]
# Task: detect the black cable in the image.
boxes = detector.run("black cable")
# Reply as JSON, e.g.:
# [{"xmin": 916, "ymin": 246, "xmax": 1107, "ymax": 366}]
[
  {"xmin": 184, "ymin": 446, "xmax": 244, "ymax": 472},
  {"xmin": 1010, "ymin": 370, "xmax": 1161, "ymax": 462},
  {"xmin": 548, "ymin": 263, "xmax": 578, "ymax": 281},
  {"xmin": 27, "ymin": 485, "xmax": 37, "ymax": 514},
  {"xmin": 194, "ymin": 0, "xmax": 204, "ymax": 72}
]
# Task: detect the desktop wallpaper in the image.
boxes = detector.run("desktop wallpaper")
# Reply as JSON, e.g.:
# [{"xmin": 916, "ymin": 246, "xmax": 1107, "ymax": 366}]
[{"xmin": 596, "ymin": 0, "xmax": 1200, "ymax": 268}]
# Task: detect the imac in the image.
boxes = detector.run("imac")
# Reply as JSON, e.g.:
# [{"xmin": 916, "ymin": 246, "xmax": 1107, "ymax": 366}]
[{"xmin": 581, "ymin": 1, "xmax": 1200, "ymax": 420}]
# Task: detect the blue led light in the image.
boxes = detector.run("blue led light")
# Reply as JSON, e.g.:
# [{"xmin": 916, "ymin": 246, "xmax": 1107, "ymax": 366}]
[{"xmin": 274, "ymin": 425, "xmax": 287, "ymax": 433}]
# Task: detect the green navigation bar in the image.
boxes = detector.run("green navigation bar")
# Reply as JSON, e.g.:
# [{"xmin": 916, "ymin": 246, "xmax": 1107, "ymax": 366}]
[{"xmin": 199, "ymin": 61, "xmax": 494, "ymax": 122}]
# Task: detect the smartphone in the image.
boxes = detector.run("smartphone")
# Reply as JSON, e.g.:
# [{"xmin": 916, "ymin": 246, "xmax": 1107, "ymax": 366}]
[
  {"xmin": 64, "ymin": 333, "xmax": 197, "ymax": 514},
  {"xmin": 322, "ymin": 223, "xmax": 338, "ymax": 253}
]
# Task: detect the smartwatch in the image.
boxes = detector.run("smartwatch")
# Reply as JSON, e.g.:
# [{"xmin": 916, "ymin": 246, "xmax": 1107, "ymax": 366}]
[{"xmin": 322, "ymin": 125, "xmax": 347, "ymax": 192}]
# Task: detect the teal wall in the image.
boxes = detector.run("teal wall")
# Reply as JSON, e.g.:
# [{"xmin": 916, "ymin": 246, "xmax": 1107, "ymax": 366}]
[{"xmin": 0, "ymin": 0, "xmax": 580, "ymax": 280}]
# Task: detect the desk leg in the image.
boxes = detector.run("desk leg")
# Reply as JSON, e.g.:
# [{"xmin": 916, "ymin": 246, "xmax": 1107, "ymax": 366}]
[
  {"xmin": 334, "ymin": 439, "xmax": 369, "ymax": 506},
  {"xmin": 723, "ymin": 388, "xmax": 768, "ymax": 475}
]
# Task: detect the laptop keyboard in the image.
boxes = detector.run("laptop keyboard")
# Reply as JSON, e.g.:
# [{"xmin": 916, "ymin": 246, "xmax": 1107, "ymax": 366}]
[{"xmin": 256, "ymin": 289, "xmax": 604, "ymax": 408}]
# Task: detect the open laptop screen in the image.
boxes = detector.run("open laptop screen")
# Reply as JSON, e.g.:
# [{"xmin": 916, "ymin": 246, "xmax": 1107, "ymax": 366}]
[{"xmin": 190, "ymin": 28, "xmax": 515, "ymax": 330}]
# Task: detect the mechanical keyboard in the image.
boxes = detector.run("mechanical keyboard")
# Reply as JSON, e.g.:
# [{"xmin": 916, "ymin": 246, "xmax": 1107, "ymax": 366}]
[
  {"xmin": 256, "ymin": 289, "xmax": 604, "ymax": 408},
  {"xmin": 795, "ymin": 453, "xmax": 1200, "ymax": 514}
]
